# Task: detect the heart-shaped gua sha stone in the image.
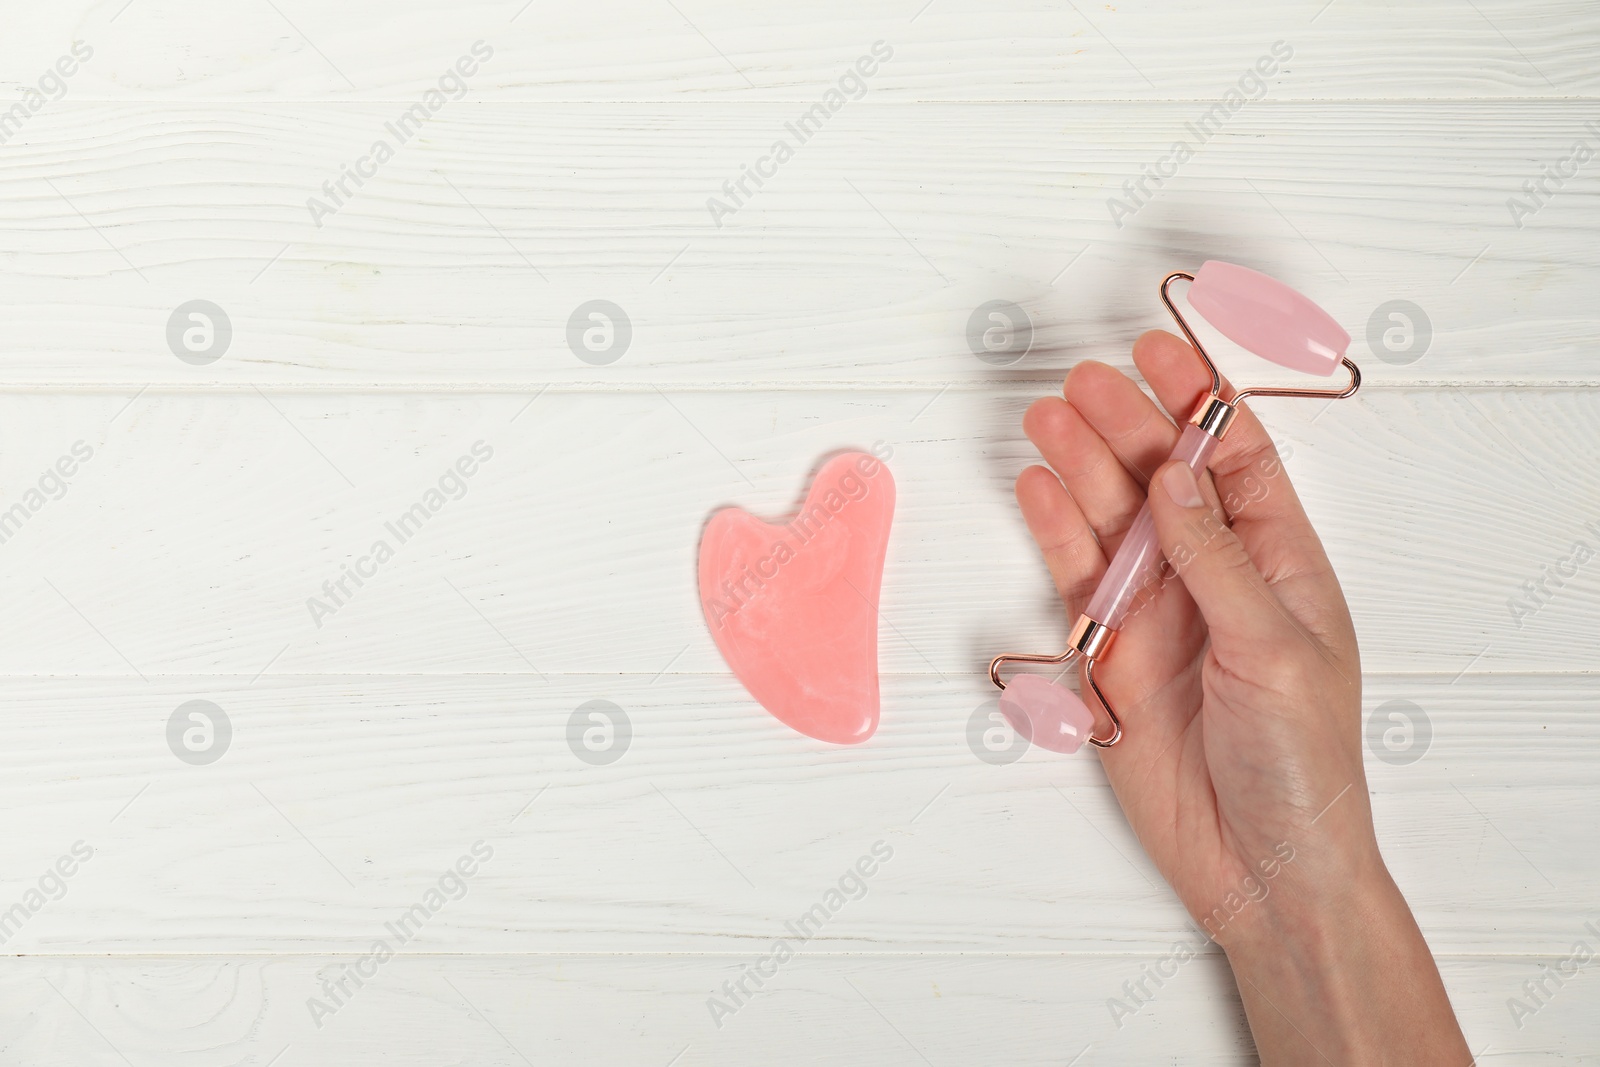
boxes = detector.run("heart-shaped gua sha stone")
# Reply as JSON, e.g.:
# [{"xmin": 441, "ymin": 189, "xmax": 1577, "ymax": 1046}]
[
  {"xmin": 998, "ymin": 673, "xmax": 1096, "ymax": 754},
  {"xmin": 698, "ymin": 452, "xmax": 895, "ymax": 745}
]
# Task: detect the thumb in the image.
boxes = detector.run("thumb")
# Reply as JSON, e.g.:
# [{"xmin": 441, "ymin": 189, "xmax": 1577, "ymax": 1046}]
[{"xmin": 1148, "ymin": 459, "xmax": 1290, "ymax": 661}]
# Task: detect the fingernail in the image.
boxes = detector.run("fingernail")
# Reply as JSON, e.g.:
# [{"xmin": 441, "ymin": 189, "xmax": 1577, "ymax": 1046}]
[{"xmin": 1161, "ymin": 462, "xmax": 1204, "ymax": 507}]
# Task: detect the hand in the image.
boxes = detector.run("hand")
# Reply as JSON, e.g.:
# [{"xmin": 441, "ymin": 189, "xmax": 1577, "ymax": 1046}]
[{"xmin": 1016, "ymin": 330, "xmax": 1470, "ymax": 1064}]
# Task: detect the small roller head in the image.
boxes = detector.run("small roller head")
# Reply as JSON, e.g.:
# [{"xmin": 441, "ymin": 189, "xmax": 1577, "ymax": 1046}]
[
  {"xmin": 997, "ymin": 673, "xmax": 1096, "ymax": 754},
  {"xmin": 1188, "ymin": 260, "xmax": 1350, "ymax": 377}
]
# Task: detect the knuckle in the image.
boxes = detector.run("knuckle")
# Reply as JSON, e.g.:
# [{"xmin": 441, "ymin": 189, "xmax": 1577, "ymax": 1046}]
[{"xmin": 1202, "ymin": 526, "xmax": 1255, "ymax": 579}]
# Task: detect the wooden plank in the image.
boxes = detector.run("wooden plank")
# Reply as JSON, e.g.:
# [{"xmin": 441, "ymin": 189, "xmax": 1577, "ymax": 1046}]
[
  {"xmin": 2, "ymin": 673, "xmax": 1593, "ymax": 956},
  {"xmin": 0, "ymin": 104, "xmax": 1594, "ymax": 385},
  {"xmin": 0, "ymin": 386, "xmax": 1589, "ymax": 677},
  {"xmin": 7, "ymin": 2, "xmax": 1597, "ymax": 101},
  {"xmin": 4, "ymin": 949, "xmax": 1596, "ymax": 1063}
]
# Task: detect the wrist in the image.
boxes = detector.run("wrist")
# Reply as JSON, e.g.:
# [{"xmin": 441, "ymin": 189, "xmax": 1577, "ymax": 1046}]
[
  {"xmin": 1219, "ymin": 856, "xmax": 1469, "ymax": 1064},
  {"xmin": 1221, "ymin": 840, "xmax": 1395, "ymax": 961}
]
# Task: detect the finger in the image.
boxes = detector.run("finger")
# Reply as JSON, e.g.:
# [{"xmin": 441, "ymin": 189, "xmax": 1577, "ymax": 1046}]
[
  {"xmin": 1146, "ymin": 459, "xmax": 1300, "ymax": 664},
  {"xmin": 1027, "ymin": 360, "xmax": 1182, "ymax": 556},
  {"xmin": 1132, "ymin": 330, "xmax": 1349, "ymax": 624},
  {"xmin": 1129, "ymin": 329, "xmax": 1228, "ymax": 436},
  {"xmin": 1062, "ymin": 359, "xmax": 1184, "ymax": 488},
  {"xmin": 1014, "ymin": 464, "xmax": 1106, "ymax": 613},
  {"xmin": 1022, "ymin": 395, "xmax": 1149, "ymax": 558}
]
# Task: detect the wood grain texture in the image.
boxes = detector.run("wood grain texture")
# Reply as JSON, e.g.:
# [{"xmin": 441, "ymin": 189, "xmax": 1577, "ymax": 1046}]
[
  {"xmin": 0, "ymin": 674, "xmax": 1592, "ymax": 956},
  {"xmin": 2, "ymin": 2, "xmax": 1597, "ymax": 1062},
  {"xmin": 0, "ymin": 104, "xmax": 1595, "ymax": 385},
  {"xmin": 4, "ymin": 1, "xmax": 1597, "ymax": 100},
  {"xmin": 0, "ymin": 388, "xmax": 1589, "ymax": 676},
  {"xmin": 5, "ymin": 953, "xmax": 1596, "ymax": 1065}
]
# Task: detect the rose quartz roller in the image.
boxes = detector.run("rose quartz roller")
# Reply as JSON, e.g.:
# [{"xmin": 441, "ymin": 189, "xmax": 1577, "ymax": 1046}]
[{"xmin": 990, "ymin": 262, "xmax": 1362, "ymax": 753}]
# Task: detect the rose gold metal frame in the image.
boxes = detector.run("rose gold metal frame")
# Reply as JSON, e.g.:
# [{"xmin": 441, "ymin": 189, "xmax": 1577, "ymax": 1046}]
[{"xmin": 1161, "ymin": 271, "xmax": 1362, "ymax": 426}]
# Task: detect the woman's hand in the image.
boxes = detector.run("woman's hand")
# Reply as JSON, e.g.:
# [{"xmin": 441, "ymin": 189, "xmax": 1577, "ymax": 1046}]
[{"xmin": 1016, "ymin": 329, "xmax": 1470, "ymax": 1064}]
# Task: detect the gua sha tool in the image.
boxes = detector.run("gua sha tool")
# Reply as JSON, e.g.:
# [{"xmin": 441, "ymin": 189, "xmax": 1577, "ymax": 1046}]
[
  {"xmin": 989, "ymin": 262, "xmax": 1362, "ymax": 753},
  {"xmin": 699, "ymin": 452, "xmax": 894, "ymax": 745}
]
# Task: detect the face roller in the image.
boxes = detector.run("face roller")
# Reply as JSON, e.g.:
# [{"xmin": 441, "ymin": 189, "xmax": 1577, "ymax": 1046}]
[{"xmin": 989, "ymin": 261, "xmax": 1362, "ymax": 754}]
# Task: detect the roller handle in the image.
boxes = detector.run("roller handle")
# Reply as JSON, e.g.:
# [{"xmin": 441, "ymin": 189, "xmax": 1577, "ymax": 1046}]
[{"xmin": 1083, "ymin": 422, "xmax": 1219, "ymax": 632}]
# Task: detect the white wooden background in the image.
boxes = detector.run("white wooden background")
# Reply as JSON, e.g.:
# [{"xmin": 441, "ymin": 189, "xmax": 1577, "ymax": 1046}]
[{"xmin": 1, "ymin": 1, "xmax": 1597, "ymax": 1063}]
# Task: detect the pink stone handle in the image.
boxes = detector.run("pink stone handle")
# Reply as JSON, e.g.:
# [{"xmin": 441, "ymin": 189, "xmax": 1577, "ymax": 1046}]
[
  {"xmin": 1084, "ymin": 423, "xmax": 1219, "ymax": 630},
  {"xmin": 1188, "ymin": 260, "xmax": 1351, "ymax": 376}
]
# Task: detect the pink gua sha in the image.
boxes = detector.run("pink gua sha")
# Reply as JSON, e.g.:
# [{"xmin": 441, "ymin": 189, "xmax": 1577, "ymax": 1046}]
[
  {"xmin": 698, "ymin": 452, "xmax": 895, "ymax": 745},
  {"xmin": 991, "ymin": 261, "xmax": 1360, "ymax": 753}
]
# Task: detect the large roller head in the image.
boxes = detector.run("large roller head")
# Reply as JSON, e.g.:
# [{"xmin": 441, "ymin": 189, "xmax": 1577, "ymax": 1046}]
[{"xmin": 1187, "ymin": 260, "xmax": 1350, "ymax": 376}]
